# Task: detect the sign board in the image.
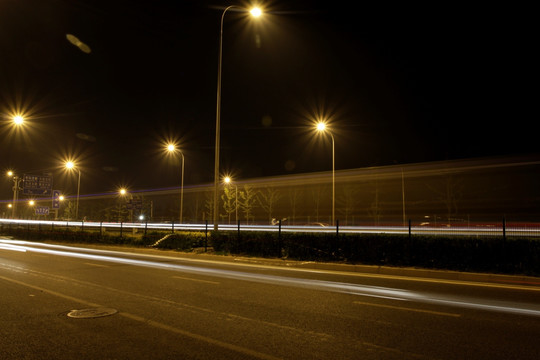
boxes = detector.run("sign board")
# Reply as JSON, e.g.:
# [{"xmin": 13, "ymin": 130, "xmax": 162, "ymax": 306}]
[
  {"xmin": 52, "ymin": 190, "xmax": 61, "ymax": 209},
  {"xmin": 23, "ymin": 174, "xmax": 53, "ymax": 196},
  {"xmin": 126, "ymin": 199, "xmax": 142, "ymax": 210},
  {"xmin": 35, "ymin": 206, "xmax": 50, "ymax": 215}
]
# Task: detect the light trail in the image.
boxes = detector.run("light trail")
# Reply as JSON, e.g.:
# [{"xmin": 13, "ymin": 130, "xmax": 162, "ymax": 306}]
[
  {"xmin": 2, "ymin": 218, "xmax": 538, "ymax": 236},
  {"xmin": 1, "ymin": 239, "xmax": 540, "ymax": 317}
]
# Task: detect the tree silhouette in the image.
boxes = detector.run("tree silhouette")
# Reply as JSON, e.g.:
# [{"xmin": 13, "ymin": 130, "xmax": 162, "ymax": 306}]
[
  {"xmin": 239, "ymin": 185, "xmax": 258, "ymax": 225},
  {"xmin": 257, "ymin": 186, "xmax": 282, "ymax": 224}
]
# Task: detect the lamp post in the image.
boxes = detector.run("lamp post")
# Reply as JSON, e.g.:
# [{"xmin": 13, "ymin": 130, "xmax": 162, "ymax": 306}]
[
  {"xmin": 57, "ymin": 194, "xmax": 65, "ymax": 220},
  {"xmin": 213, "ymin": 6, "xmax": 262, "ymax": 231},
  {"xmin": 224, "ymin": 176, "xmax": 238, "ymax": 223},
  {"xmin": 316, "ymin": 122, "xmax": 335, "ymax": 226},
  {"xmin": 119, "ymin": 188, "xmax": 133, "ymax": 222},
  {"xmin": 7, "ymin": 171, "xmax": 22, "ymax": 218},
  {"xmin": 166, "ymin": 144, "xmax": 184, "ymax": 224},
  {"xmin": 6, "ymin": 114, "xmax": 25, "ymax": 218},
  {"xmin": 65, "ymin": 161, "xmax": 81, "ymax": 220}
]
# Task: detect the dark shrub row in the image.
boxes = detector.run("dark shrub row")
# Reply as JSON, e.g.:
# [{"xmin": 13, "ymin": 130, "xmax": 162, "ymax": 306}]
[
  {"xmin": 2, "ymin": 227, "xmax": 539, "ymax": 276},
  {"xmin": 202, "ymin": 232, "xmax": 540, "ymax": 276}
]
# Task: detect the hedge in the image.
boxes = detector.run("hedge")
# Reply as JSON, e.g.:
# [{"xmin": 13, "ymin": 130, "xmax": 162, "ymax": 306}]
[{"xmin": 1, "ymin": 227, "xmax": 539, "ymax": 276}]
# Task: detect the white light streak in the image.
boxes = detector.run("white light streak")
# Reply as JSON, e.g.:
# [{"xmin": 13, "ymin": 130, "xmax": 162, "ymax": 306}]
[
  {"xmin": 1, "ymin": 239, "xmax": 540, "ymax": 317},
  {"xmin": 2, "ymin": 218, "xmax": 537, "ymax": 236}
]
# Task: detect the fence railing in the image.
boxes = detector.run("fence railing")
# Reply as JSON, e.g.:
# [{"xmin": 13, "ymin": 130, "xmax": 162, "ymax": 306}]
[{"xmin": 1, "ymin": 218, "xmax": 539, "ymax": 239}]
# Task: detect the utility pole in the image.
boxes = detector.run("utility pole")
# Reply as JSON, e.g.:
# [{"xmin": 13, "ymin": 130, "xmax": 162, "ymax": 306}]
[{"xmin": 10, "ymin": 174, "xmax": 22, "ymax": 218}]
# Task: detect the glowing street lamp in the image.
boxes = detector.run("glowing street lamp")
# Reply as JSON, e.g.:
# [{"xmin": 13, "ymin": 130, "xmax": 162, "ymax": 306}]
[
  {"xmin": 119, "ymin": 188, "xmax": 133, "ymax": 222},
  {"xmin": 65, "ymin": 161, "xmax": 81, "ymax": 220},
  {"xmin": 166, "ymin": 143, "xmax": 185, "ymax": 224},
  {"xmin": 6, "ymin": 170, "xmax": 22, "ymax": 218},
  {"xmin": 13, "ymin": 115, "xmax": 24, "ymax": 125},
  {"xmin": 213, "ymin": 5, "xmax": 263, "ymax": 231},
  {"xmin": 224, "ymin": 176, "xmax": 238, "ymax": 223},
  {"xmin": 316, "ymin": 121, "xmax": 335, "ymax": 226}
]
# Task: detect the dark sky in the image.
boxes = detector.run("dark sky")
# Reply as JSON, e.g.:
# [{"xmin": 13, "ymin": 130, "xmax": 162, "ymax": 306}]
[{"xmin": 0, "ymin": 0, "xmax": 536, "ymax": 198}]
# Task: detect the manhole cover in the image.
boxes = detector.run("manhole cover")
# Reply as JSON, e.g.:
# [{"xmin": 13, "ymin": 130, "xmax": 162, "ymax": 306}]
[{"xmin": 67, "ymin": 307, "xmax": 117, "ymax": 319}]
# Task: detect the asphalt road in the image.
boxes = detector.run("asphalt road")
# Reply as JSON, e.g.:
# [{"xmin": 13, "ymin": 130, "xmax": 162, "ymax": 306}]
[{"xmin": 1, "ymin": 238, "xmax": 540, "ymax": 359}]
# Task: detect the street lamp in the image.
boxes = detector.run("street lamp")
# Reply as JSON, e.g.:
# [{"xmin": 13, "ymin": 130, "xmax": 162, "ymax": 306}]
[
  {"xmin": 65, "ymin": 161, "xmax": 81, "ymax": 220},
  {"xmin": 166, "ymin": 143, "xmax": 184, "ymax": 224},
  {"xmin": 316, "ymin": 122, "xmax": 335, "ymax": 226},
  {"xmin": 213, "ymin": 5, "xmax": 263, "ymax": 231},
  {"xmin": 13, "ymin": 115, "xmax": 24, "ymax": 125},
  {"xmin": 119, "ymin": 188, "xmax": 133, "ymax": 222},
  {"xmin": 224, "ymin": 176, "xmax": 238, "ymax": 223},
  {"xmin": 6, "ymin": 170, "xmax": 22, "ymax": 218}
]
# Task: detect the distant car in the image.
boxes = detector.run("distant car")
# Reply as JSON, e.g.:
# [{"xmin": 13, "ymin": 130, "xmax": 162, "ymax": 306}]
[
  {"xmin": 271, "ymin": 218, "xmax": 288, "ymax": 225},
  {"xmin": 305, "ymin": 222, "xmax": 329, "ymax": 227}
]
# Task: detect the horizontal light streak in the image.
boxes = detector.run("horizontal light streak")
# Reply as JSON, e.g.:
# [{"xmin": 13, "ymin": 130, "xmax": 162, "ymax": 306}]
[
  {"xmin": 353, "ymin": 300, "xmax": 461, "ymax": 317},
  {"xmin": 1, "ymin": 239, "xmax": 540, "ymax": 317},
  {"xmin": 0, "ymin": 243, "xmax": 27, "ymax": 252},
  {"xmin": 172, "ymin": 275, "xmax": 220, "ymax": 285},
  {"xmin": 2, "ymin": 218, "xmax": 536, "ymax": 236}
]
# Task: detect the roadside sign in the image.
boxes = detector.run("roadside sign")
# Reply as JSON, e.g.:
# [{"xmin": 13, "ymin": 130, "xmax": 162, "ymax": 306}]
[
  {"xmin": 23, "ymin": 174, "xmax": 53, "ymax": 196},
  {"xmin": 35, "ymin": 206, "xmax": 50, "ymax": 215},
  {"xmin": 126, "ymin": 199, "xmax": 142, "ymax": 210},
  {"xmin": 52, "ymin": 190, "xmax": 61, "ymax": 209}
]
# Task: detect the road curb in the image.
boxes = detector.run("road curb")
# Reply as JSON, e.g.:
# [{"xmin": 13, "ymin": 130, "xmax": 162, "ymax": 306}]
[{"xmin": 42, "ymin": 241, "xmax": 540, "ymax": 287}]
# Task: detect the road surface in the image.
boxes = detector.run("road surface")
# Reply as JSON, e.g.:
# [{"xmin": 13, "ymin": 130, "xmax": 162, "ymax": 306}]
[{"xmin": 1, "ymin": 238, "xmax": 540, "ymax": 359}]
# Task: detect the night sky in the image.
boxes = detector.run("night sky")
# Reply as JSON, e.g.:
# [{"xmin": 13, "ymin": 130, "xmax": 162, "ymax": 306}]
[{"xmin": 1, "ymin": 0, "xmax": 536, "ymax": 198}]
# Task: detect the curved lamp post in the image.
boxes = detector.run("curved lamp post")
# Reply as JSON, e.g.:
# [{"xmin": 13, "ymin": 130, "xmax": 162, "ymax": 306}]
[
  {"xmin": 6, "ymin": 171, "xmax": 22, "ymax": 218},
  {"xmin": 6, "ymin": 115, "xmax": 25, "ymax": 218},
  {"xmin": 65, "ymin": 161, "xmax": 81, "ymax": 220},
  {"xmin": 167, "ymin": 144, "xmax": 184, "ymax": 224},
  {"xmin": 316, "ymin": 122, "xmax": 335, "ymax": 226},
  {"xmin": 214, "ymin": 5, "xmax": 262, "ymax": 231}
]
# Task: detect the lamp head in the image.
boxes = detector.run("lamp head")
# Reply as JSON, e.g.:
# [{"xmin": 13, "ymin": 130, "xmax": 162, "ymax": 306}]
[
  {"xmin": 13, "ymin": 115, "xmax": 24, "ymax": 125},
  {"xmin": 250, "ymin": 7, "xmax": 262, "ymax": 17}
]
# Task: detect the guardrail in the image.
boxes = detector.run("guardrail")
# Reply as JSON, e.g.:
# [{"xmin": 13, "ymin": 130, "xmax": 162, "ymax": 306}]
[{"xmin": 1, "ymin": 218, "xmax": 539, "ymax": 238}]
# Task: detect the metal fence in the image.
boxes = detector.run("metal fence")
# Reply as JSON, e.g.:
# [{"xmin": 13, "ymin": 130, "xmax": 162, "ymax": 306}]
[{"xmin": 1, "ymin": 218, "xmax": 539, "ymax": 239}]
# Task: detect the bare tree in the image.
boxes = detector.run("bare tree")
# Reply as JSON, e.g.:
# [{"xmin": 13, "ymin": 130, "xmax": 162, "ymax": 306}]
[
  {"xmin": 257, "ymin": 186, "xmax": 282, "ymax": 224},
  {"xmin": 428, "ymin": 175, "xmax": 464, "ymax": 222},
  {"xmin": 288, "ymin": 187, "xmax": 300, "ymax": 225},
  {"xmin": 337, "ymin": 184, "xmax": 359, "ymax": 225},
  {"xmin": 204, "ymin": 193, "xmax": 214, "ymax": 224},
  {"xmin": 368, "ymin": 179, "xmax": 382, "ymax": 225},
  {"xmin": 310, "ymin": 185, "xmax": 325, "ymax": 223},
  {"xmin": 239, "ymin": 185, "xmax": 258, "ymax": 224},
  {"xmin": 221, "ymin": 185, "xmax": 236, "ymax": 224}
]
